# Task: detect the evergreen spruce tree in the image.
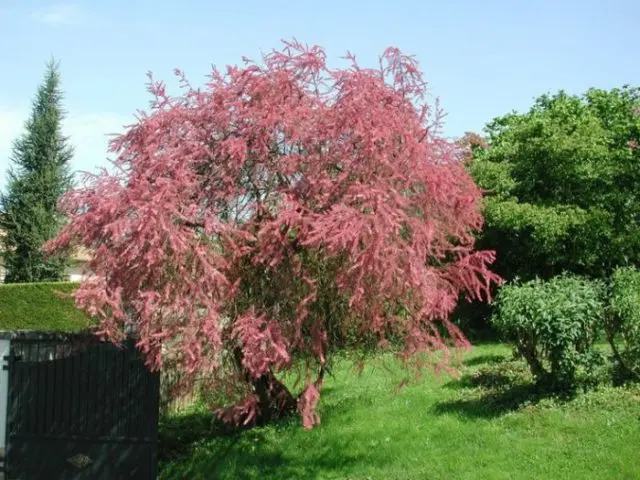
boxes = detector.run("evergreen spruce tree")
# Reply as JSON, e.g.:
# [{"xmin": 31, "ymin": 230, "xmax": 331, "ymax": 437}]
[{"xmin": 0, "ymin": 60, "xmax": 74, "ymax": 283}]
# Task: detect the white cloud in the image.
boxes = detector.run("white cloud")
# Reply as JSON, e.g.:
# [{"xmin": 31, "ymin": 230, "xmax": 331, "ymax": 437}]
[
  {"xmin": 31, "ymin": 3, "xmax": 85, "ymax": 25},
  {"xmin": 0, "ymin": 106, "xmax": 133, "ymax": 191}
]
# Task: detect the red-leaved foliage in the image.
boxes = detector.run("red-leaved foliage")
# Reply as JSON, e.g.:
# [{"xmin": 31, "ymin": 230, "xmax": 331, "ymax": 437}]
[{"xmin": 45, "ymin": 41, "xmax": 500, "ymax": 428}]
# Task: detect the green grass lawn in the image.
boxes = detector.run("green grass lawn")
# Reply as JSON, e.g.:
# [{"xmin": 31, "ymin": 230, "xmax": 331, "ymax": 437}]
[{"xmin": 159, "ymin": 343, "xmax": 640, "ymax": 480}]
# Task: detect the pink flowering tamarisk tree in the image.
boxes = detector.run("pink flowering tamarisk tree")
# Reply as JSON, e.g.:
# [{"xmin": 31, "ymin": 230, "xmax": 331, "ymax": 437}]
[{"xmin": 45, "ymin": 41, "xmax": 500, "ymax": 429}]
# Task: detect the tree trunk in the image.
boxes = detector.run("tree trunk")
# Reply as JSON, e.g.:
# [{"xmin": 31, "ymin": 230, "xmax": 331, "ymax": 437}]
[
  {"xmin": 251, "ymin": 370, "xmax": 297, "ymax": 426},
  {"xmin": 516, "ymin": 340, "xmax": 548, "ymax": 382},
  {"xmin": 230, "ymin": 348, "xmax": 297, "ymax": 427},
  {"xmin": 605, "ymin": 317, "xmax": 640, "ymax": 384}
]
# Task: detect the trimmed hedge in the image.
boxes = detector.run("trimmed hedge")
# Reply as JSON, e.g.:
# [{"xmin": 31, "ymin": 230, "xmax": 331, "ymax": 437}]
[{"xmin": 0, "ymin": 282, "xmax": 94, "ymax": 332}]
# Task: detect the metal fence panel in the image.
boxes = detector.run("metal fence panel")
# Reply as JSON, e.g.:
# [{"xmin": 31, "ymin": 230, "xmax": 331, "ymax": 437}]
[{"xmin": 3, "ymin": 333, "xmax": 159, "ymax": 480}]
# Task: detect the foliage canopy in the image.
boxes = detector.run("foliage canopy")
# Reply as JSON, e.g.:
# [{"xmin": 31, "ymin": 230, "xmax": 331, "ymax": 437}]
[
  {"xmin": 47, "ymin": 41, "xmax": 499, "ymax": 427},
  {"xmin": 470, "ymin": 86, "xmax": 640, "ymax": 280}
]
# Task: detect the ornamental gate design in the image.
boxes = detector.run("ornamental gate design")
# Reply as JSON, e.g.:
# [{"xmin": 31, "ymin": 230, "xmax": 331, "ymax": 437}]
[{"xmin": 1, "ymin": 332, "xmax": 160, "ymax": 479}]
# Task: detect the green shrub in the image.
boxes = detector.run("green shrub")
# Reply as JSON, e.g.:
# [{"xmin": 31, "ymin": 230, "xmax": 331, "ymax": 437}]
[
  {"xmin": 607, "ymin": 267, "xmax": 640, "ymax": 382},
  {"xmin": 0, "ymin": 282, "xmax": 93, "ymax": 332},
  {"xmin": 491, "ymin": 275, "xmax": 606, "ymax": 390}
]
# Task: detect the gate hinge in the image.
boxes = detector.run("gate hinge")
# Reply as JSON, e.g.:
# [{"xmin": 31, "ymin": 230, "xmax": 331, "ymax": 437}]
[{"xmin": 2, "ymin": 354, "xmax": 10, "ymax": 370}]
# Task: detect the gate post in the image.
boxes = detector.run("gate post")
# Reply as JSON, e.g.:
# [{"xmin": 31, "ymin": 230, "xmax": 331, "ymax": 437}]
[{"xmin": 0, "ymin": 338, "xmax": 10, "ymax": 473}]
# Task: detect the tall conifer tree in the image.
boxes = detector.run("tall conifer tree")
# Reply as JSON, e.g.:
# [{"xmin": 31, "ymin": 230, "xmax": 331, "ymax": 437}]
[{"xmin": 1, "ymin": 59, "xmax": 73, "ymax": 283}]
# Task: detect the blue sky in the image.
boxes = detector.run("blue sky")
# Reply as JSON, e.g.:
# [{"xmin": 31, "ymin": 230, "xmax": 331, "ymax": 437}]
[{"xmin": 1, "ymin": 0, "xmax": 639, "ymax": 189}]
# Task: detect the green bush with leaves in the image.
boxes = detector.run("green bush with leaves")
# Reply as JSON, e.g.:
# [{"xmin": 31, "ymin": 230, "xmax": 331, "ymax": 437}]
[
  {"xmin": 607, "ymin": 267, "xmax": 640, "ymax": 382},
  {"xmin": 492, "ymin": 275, "xmax": 606, "ymax": 390}
]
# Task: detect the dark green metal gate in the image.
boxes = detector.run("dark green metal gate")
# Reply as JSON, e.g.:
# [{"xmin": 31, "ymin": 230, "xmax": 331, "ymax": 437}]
[{"xmin": 3, "ymin": 332, "xmax": 160, "ymax": 479}]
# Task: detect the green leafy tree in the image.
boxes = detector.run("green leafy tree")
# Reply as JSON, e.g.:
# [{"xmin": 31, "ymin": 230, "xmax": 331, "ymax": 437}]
[
  {"xmin": 470, "ymin": 86, "xmax": 640, "ymax": 281},
  {"xmin": 0, "ymin": 60, "xmax": 73, "ymax": 283}
]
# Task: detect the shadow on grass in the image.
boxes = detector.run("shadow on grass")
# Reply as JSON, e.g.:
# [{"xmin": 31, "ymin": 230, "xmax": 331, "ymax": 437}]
[
  {"xmin": 159, "ymin": 410, "xmax": 286, "ymax": 479},
  {"xmin": 435, "ymin": 377, "xmax": 577, "ymax": 419},
  {"xmin": 158, "ymin": 408, "xmax": 219, "ymax": 463},
  {"xmin": 160, "ymin": 428, "xmax": 367, "ymax": 480},
  {"xmin": 463, "ymin": 354, "xmax": 508, "ymax": 367},
  {"xmin": 445, "ymin": 370, "xmax": 523, "ymax": 391},
  {"xmin": 158, "ymin": 398, "xmax": 375, "ymax": 480}
]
